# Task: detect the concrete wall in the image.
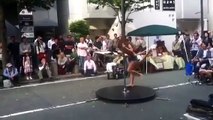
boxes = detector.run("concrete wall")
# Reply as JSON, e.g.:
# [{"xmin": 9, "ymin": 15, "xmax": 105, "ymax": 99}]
[
  {"xmin": 68, "ymin": 0, "xmax": 88, "ymax": 22},
  {"xmin": 33, "ymin": 3, "xmax": 58, "ymax": 27},
  {"xmin": 68, "ymin": 0, "xmax": 115, "ymax": 22},
  {"xmin": 176, "ymin": 0, "xmax": 208, "ymax": 19}
]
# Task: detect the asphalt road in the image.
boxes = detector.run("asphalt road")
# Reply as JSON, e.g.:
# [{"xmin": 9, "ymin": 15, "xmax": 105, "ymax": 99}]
[{"xmin": 0, "ymin": 70, "xmax": 213, "ymax": 120}]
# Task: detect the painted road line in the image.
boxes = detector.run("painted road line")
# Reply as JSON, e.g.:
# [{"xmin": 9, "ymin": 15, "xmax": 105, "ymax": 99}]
[
  {"xmin": 0, "ymin": 81, "xmax": 199, "ymax": 118},
  {"xmin": 0, "ymin": 98, "xmax": 98, "ymax": 119},
  {"xmin": 0, "ymin": 75, "xmax": 106, "ymax": 91},
  {"xmin": 153, "ymin": 80, "xmax": 199, "ymax": 90}
]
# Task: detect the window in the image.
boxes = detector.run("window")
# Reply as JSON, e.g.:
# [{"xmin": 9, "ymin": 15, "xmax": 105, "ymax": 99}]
[{"xmin": 162, "ymin": 0, "xmax": 175, "ymax": 11}]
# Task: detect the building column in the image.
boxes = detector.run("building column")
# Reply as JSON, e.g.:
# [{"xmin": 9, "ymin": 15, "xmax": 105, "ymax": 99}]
[
  {"xmin": 56, "ymin": 0, "xmax": 69, "ymax": 35},
  {"xmin": 208, "ymin": 0, "xmax": 213, "ymax": 32}
]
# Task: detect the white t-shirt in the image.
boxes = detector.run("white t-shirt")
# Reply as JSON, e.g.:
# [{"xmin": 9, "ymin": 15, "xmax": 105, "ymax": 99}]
[
  {"xmin": 84, "ymin": 60, "xmax": 96, "ymax": 71},
  {"xmin": 47, "ymin": 39, "xmax": 55, "ymax": 50},
  {"xmin": 85, "ymin": 39, "xmax": 93, "ymax": 44},
  {"xmin": 77, "ymin": 42, "xmax": 88, "ymax": 57},
  {"xmin": 102, "ymin": 40, "xmax": 107, "ymax": 51},
  {"xmin": 191, "ymin": 37, "xmax": 202, "ymax": 51},
  {"xmin": 203, "ymin": 49, "xmax": 208, "ymax": 58}
]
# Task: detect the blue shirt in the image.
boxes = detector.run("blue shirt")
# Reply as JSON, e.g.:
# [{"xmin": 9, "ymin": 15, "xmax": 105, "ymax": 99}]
[{"xmin": 3, "ymin": 67, "xmax": 18, "ymax": 78}]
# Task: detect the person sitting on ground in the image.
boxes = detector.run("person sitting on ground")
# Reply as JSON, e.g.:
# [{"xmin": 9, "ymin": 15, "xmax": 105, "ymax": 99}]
[
  {"xmin": 67, "ymin": 48, "xmax": 78, "ymax": 73},
  {"xmin": 38, "ymin": 58, "xmax": 52, "ymax": 81},
  {"xmin": 3, "ymin": 63, "xmax": 19, "ymax": 86},
  {"xmin": 198, "ymin": 62, "xmax": 213, "ymax": 84},
  {"xmin": 106, "ymin": 51, "xmax": 123, "ymax": 73},
  {"xmin": 57, "ymin": 52, "xmax": 69, "ymax": 75},
  {"xmin": 84, "ymin": 55, "xmax": 97, "ymax": 76}
]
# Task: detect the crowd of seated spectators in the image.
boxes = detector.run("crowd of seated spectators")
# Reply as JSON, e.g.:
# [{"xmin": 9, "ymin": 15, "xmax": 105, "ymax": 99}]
[
  {"xmin": 4, "ymin": 30, "xmax": 213, "ymax": 87},
  {"xmin": 2, "ymin": 33, "xmax": 121, "ymax": 86}
]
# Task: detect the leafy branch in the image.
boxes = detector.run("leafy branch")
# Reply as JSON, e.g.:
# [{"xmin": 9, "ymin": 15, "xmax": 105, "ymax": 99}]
[{"xmin": 88, "ymin": 0, "xmax": 153, "ymax": 24}]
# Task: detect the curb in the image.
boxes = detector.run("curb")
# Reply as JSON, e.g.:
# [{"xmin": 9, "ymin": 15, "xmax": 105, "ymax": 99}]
[{"xmin": 19, "ymin": 72, "xmax": 105, "ymax": 85}]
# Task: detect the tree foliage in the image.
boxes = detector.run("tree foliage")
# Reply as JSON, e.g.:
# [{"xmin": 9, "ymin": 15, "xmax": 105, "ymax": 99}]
[
  {"xmin": 88, "ymin": 0, "xmax": 153, "ymax": 23},
  {"xmin": 69, "ymin": 20, "xmax": 90, "ymax": 39},
  {"xmin": 1, "ymin": 0, "xmax": 55, "ymax": 11}
]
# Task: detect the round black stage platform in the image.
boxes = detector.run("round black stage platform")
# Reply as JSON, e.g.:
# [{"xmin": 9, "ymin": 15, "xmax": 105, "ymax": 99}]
[{"xmin": 96, "ymin": 85, "xmax": 156, "ymax": 103}]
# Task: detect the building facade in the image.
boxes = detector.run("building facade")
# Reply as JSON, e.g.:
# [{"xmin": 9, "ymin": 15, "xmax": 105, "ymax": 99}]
[
  {"xmin": 68, "ymin": 0, "xmax": 116, "ymax": 38},
  {"xmin": 176, "ymin": 0, "xmax": 209, "ymax": 34}
]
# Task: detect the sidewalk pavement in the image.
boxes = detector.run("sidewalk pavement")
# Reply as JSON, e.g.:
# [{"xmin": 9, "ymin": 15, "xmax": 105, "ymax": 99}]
[{"xmin": 19, "ymin": 71, "xmax": 105, "ymax": 85}]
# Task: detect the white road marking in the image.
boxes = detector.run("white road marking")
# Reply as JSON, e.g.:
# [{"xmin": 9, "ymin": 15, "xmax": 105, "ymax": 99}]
[
  {"xmin": 0, "ymin": 75, "xmax": 106, "ymax": 91},
  {"xmin": 153, "ymin": 81, "xmax": 199, "ymax": 90},
  {"xmin": 0, "ymin": 98, "xmax": 98, "ymax": 119},
  {"xmin": 0, "ymin": 80, "xmax": 199, "ymax": 119}
]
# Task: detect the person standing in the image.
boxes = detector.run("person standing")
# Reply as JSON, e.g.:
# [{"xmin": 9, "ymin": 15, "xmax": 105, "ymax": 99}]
[
  {"xmin": 8, "ymin": 36, "xmax": 20, "ymax": 68},
  {"xmin": 106, "ymin": 34, "xmax": 114, "ymax": 51},
  {"xmin": 64, "ymin": 35, "xmax": 75, "ymax": 56},
  {"xmin": 181, "ymin": 34, "xmax": 191, "ymax": 62},
  {"xmin": 47, "ymin": 36, "xmax": 55, "ymax": 61},
  {"xmin": 34, "ymin": 36, "xmax": 46, "ymax": 62},
  {"xmin": 85, "ymin": 34, "xmax": 93, "ymax": 45},
  {"xmin": 202, "ymin": 31, "xmax": 212, "ymax": 47},
  {"xmin": 77, "ymin": 37, "xmax": 88, "ymax": 71},
  {"xmin": 191, "ymin": 32, "xmax": 202, "ymax": 59},
  {"xmin": 19, "ymin": 36, "xmax": 32, "ymax": 73},
  {"xmin": 112, "ymin": 33, "xmax": 118, "ymax": 50},
  {"xmin": 172, "ymin": 35, "xmax": 182, "ymax": 57},
  {"xmin": 23, "ymin": 55, "xmax": 33, "ymax": 80}
]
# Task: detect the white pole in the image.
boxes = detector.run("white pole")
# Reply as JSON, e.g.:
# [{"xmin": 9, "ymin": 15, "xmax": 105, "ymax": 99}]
[
  {"xmin": 181, "ymin": 35, "xmax": 189, "ymax": 62},
  {"xmin": 146, "ymin": 37, "xmax": 149, "ymax": 74}
]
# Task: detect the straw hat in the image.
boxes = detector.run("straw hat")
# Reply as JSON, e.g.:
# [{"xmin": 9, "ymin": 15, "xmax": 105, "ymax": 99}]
[{"xmin": 6, "ymin": 63, "xmax": 12, "ymax": 67}]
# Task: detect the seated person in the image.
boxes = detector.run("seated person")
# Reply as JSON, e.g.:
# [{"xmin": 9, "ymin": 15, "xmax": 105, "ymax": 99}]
[
  {"xmin": 148, "ymin": 45, "xmax": 174, "ymax": 70},
  {"xmin": 156, "ymin": 46, "xmax": 169, "ymax": 56},
  {"xmin": 3, "ymin": 63, "xmax": 19, "ymax": 86},
  {"xmin": 66, "ymin": 48, "xmax": 78, "ymax": 73},
  {"xmin": 38, "ymin": 58, "xmax": 52, "ymax": 80},
  {"xmin": 192, "ymin": 42, "xmax": 211, "ymax": 76},
  {"xmin": 84, "ymin": 55, "xmax": 96, "ymax": 76},
  {"xmin": 199, "ymin": 63, "xmax": 213, "ymax": 84},
  {"xmin": 106, "ymin": 52, "xmax": 123, "ymax": 73},
  {"xmin": 57, "ymin": 52, "xmax": 68, "ymax": 75}
]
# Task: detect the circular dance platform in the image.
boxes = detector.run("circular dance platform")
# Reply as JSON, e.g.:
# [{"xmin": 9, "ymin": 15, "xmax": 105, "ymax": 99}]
[{"xmin": 96, "ymin": 85, "xmax": 156, "ymax": 103}]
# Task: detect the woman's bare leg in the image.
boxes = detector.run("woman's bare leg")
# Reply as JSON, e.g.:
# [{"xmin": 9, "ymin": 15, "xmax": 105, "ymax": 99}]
[
  {"xmin": 127, "ymin": 62, "xmax": 142, "ymax": 87},
  {"xmin": 128, "ymin": 72, "xmax": 134, "ymax": 87},
  {"xmin": 131, "ymin": 70, "xmax": 143, "ymax": 76}
]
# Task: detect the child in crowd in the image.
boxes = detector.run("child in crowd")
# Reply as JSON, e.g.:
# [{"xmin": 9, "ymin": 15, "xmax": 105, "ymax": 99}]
[{"xmin": 23, "ymin": 55, "xmax": 33, "ymax": 80}]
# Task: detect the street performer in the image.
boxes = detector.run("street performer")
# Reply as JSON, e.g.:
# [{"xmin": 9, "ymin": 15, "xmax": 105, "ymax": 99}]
[{"xmin": 118, "ymin": 37, "xmax": 151, "ymax": 87}]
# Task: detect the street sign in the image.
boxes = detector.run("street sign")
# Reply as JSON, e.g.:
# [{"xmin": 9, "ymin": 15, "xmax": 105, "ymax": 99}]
[
  {"xmin": 163, "ymin": 0, "xmax": 175, "ymax": 11},
  {"xmin": 21, "ymin": 26, "xmax": 34, "ymax": 33},
  {"xmin": 19, "ymin": 9, "xmax": 34, "ymax": 39},
  {"xmin": 155, "ymin": 0, "xmax": 160, "ymax": 10},
  {"xmin": 19, "ymin": 15, "xmax": 33, "ymax": 21},
  {"xmin": 22, "ymin": 33, "xmax": 35, "ymax": 38},
  {"xmin": 19, "ymin": 9, "xmax": 33, "ymax": 15},
  {"xmin": 19, "ymin": 21, "xmax": 33, "ymax": 26}
]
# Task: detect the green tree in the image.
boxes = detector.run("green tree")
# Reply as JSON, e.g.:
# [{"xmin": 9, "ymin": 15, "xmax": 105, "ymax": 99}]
[
  {"xmin": 69, "ymin": 20, "xmax": 89, "ymax": 39},
  {"xmin": 0, "ymin": 0, "xmax": 55, "ymax": 68},
  {"xmin": 88, "ymin": 0, "xmax": 152, "ymax": 34}
]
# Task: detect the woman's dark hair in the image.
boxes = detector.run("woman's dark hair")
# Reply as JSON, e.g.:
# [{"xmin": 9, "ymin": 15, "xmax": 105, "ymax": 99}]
[
  {"xmin": 95, "ymin": 36, "xmax": 99, "ymax": 40},
  {"xmin": 21, "ymin": 36, "xmax": 27, "ymax": 42}
]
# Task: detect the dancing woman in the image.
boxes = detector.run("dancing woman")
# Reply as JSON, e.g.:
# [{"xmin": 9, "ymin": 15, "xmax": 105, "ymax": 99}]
[{"xmin": 118, "ymin": 37, "xmax": 151, "ymax": 87}]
